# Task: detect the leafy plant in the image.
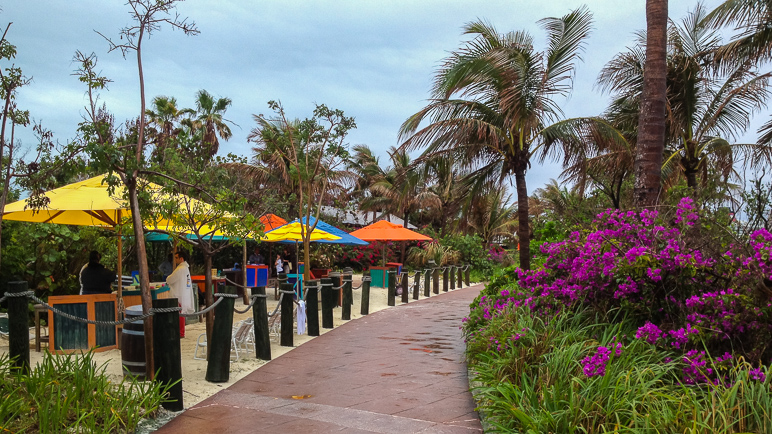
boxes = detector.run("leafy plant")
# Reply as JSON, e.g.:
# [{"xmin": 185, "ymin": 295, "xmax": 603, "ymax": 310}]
[{"xmin": 0, "ymin": 351, "xmax": 173, "ymax": 433}]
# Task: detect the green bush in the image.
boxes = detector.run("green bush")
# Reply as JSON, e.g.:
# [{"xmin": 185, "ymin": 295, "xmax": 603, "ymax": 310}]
[
  {"xmin": 440, "ymin": 233, "xmax": 491, "ymax": 271},
  {"xmin": 0, "ymin": 351, "xmax": 173, "ymax": 433}
]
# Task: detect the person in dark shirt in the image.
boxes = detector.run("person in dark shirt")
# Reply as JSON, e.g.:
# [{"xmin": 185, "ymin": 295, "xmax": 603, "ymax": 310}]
[
  {"xmin": 80, "ymin": 251, "xmax": 116, "ymax": 295},
  {"xmin": 248, "ymin": 248, "xmax": 264, "ymax": 265}
]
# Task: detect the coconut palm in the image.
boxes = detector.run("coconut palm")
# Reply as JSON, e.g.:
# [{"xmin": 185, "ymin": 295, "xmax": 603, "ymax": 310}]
[
  {"xmin": 705, "ymin": 0, "xmax": 772, "ymax": 147},
  {"xmin": 399, "ymin": 8, "xmax": 593, "ymax": 270},
  {"xmin": 634, "ymin": 0, "xmax": 669, "ymax": 208},
  {"xmin": 704, "ymin": 0, "xmax": 772, "ymax": 65},
  {"xmin": 192, "ymin": 89, "xmax": 233, "ymax": 159},
  {"xmin": 145, "ymin": 95, "xmax": 194, "ymax": 163},
  {"xmin": 598, "ymin": 4, "xmax": 772, "ymax": 193},
  {"xmin": 466, "ymin": 188, "xmax": 517, "ymax": 247},
  {"xmin": 420, "ymin": 154, "xmax": 468, "ymax": 234},
  {"xmin": 347, "ymin": 144, "xmax": 387, "ymax": 222}
]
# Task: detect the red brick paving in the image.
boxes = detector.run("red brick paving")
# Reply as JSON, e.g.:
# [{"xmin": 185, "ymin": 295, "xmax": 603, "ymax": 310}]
[{"xmin": 155, "ymin": 284, "xmax": 484, "ymax": 433}]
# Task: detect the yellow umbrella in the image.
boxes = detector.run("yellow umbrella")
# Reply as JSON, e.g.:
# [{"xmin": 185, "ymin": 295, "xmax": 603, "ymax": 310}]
[
  {"xmin": 3, "ymin": 174, "xmax": 234, "ymax": 303},
  {"xmin": 2, "ymin": 174, "xmax": 222, "ymax": 228},
  {"xmin": 261, "ymin": 221, "xmax": 341, "ymax": 242}
]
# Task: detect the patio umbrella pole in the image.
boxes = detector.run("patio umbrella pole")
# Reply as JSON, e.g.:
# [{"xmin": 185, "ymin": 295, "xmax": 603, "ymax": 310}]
[{"xmin": 117, "ymin": 210, "xmax": 123, "ymax": 313}]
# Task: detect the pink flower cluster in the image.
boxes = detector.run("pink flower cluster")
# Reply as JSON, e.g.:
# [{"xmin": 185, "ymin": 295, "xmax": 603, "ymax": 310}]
[
  {"xmin": 467, "ymin": 197, "xmax": 772, "ymax": 386},
  {"xmin": 582, "ymin": 343, "xmax": 623, "ymax": 378}
]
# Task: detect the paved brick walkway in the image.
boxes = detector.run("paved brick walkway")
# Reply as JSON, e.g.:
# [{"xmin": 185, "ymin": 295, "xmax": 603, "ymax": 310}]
[{"xmin": 156, "ymin": 284, "xmax": 484, "ymax": 433}]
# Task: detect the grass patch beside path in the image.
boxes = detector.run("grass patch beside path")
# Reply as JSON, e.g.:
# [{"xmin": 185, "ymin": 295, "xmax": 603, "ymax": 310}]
[{"xmin": 466, "ymin": 307, "xmax": 772, "ymax": 433}]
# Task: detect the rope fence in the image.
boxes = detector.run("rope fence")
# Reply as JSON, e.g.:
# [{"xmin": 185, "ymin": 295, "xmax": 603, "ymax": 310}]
[{"xmin": 0, "ymin": 264, "xmax": 471, "ymax": 331}]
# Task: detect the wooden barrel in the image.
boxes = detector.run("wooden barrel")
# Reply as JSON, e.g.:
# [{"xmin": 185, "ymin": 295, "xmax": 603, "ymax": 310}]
[{"xmin": 120, "ymin": 305, "xmax": 146, "ymax": 379}]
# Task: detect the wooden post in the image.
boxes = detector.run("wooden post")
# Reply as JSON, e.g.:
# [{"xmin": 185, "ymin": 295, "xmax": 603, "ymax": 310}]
[
  {"xmin": 433, "ymin": 267, "xmax": 439, "ymax": 295},
  {"xmin": 449, "ymin": 266, "xmax": 456, "ymax": 290},
  {"xmin": 206, "ymin": 287, "xmax": 237, "ymax": 382},
  {"xmin": 330, "ymin": 271, "xmax": 342, "ymax": 308},
  {"xmin": 458, "ymin": 266, "xmax": 463, "ymax": 288},
  {"xmin": 342, "ymin": 269, "xmax": 352, "ymax": 321},
  {"xmin": 280, "ymin": 281, "xmax": 294, "ymax": 347},
  {"xmin": 305, "ymin": 279, "xmax": 320, "ymax": 336},
  {"xmin": 443, "ymin": 267, "xmax": 449, "ymax": 292},
  {"xmin": 153, "ymin": 298, "xmax": 183, "ymax": 410},
  {"xmin": 360, "ymin": 273, "xmax": 370, "ymax": 316},
  {"xmin": 7, "ymin": 281, "xmax": 30, "ymax": 374},
  {"xmin": 387, "ymin": 269, "xmax": 396, "ymax": 306},
  {"xmin": 413, "ymin": 272, "xmax": 420, "ymax": 300},
  {"xmin": 321, "ymin": 277, "xmax": 334, "ymax": 329},
  {"xmin": 424, "ymin": 269, "xmax": 431, "ymax": 297},
  {"xmin": 401, "ymin": 272, "xmax": 409, "ymax": 304},
  {"xmin": 252, "ymin": 286, "xmax": 271, "ymax": 361},
  {"xmin": 465, "ymin": 265, "xmax": 471, "ymax": 286}
]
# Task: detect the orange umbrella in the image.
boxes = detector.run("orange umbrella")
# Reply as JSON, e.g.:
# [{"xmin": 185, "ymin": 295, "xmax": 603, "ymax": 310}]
[
  {"xmin": 349, "ymin": 220, "xmax": 432, "ymax": 241},
  {"xmin": 349, "ymin": 220, "xmax": 432, "ymax": 266},
  {"xmin": 259, "ymin": 214, "xmax": 287, "ymax": 231}
]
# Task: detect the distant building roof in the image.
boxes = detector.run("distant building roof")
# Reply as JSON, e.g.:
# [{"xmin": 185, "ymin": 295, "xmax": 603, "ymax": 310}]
[{"xmin": 319, "ymin": 205, "xmax": 417, "ymax": 229}]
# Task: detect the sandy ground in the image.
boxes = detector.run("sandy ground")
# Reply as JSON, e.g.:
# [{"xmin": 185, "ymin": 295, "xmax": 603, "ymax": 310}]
[{"xmin": 0, "ymin": 274, "xmax": 473, "ymax": 410}]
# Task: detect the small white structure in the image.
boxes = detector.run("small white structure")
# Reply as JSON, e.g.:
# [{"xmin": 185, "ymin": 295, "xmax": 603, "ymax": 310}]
[{"xmin": 319, "ymin": 205, "xmax": 417, "ymax": 229}]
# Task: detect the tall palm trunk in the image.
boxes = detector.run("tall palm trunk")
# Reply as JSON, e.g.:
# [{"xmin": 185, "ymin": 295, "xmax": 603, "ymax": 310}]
[
  {"xmin": 514, "ymin": 168, "xmax": 531, "ymax": 271},
  {"xmin": 634, "ymin": 0, "xmax": 668, "ymax": 208}
]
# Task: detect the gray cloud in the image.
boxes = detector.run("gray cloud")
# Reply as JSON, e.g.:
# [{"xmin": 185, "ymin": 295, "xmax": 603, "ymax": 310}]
[{"xmin": 2, "ymin": 0, "xmax": 745, "ymax": 195}]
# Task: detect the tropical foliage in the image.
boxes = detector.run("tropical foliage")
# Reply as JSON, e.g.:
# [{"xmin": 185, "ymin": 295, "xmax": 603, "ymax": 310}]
[
  {"xmin": 465, "ymin": 199, "xmax": 772, "ymax": 431},
  {"xmin": 399, "ymin": 9, "xmax": 594, "ymax": 270}
]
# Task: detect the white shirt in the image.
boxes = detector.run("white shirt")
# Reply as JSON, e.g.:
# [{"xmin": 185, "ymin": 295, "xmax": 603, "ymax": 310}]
[{"xmin": 166, "ymin": 260, "xmax": 194, "ymax": 314}]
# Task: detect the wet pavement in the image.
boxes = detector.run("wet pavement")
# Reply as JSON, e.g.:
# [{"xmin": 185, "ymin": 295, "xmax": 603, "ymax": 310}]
[{"xmin": 156, "ymin": 284, "xmax": 484, "ymax": 433}]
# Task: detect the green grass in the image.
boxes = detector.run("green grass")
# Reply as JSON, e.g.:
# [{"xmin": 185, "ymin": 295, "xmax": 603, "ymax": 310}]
[
  {"xmin": 466, "ymin": 307, "xmax": 772, "ymax": 433},
  {"xmin": 0, "ymin": 351, "xmax": 174, "ymax": 433}
]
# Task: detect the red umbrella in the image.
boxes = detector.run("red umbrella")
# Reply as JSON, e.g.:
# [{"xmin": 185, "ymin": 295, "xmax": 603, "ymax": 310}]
[{"xmin": 349, "ymin": 220, "xmax": 432, "ymax": 265}]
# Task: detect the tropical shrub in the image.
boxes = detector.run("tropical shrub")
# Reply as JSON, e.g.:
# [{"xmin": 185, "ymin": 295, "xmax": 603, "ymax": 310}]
[
  {"xmin": 466, "ymin": 306, "xmax": 771, "ymax": 432},
  {"xmin": 465, "ymin": 199, "xmax": 772, "ymax": 431}
]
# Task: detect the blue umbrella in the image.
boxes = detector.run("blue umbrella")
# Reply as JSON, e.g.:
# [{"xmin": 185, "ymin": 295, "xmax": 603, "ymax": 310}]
[{"xmin": 299, "ymin": 217, "xmax": 368, "ymax": 246}]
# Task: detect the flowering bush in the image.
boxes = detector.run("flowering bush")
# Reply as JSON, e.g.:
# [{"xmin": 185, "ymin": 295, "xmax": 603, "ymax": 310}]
[
  {"xmin": 467, "ymin": 198, "xmax": 772, "ymax": 386},
  {"xmin": 476, "ymin": 198, "xmax": 772, "ymax": 362},
  {"xmin": 464, "ymin": 198, "xmax": 772, "ymax": 431}
]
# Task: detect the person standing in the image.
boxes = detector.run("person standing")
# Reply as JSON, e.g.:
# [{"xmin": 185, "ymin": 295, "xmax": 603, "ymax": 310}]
[
  {"xmin": 275, "ymin": 254, "xmax": 284, "ymax": 277},
  {"xmin": 248, "ymin": 248, "xmax": 264, "ymax": 265},
  {"xmin": 158, "ymin": 253, "xmax": 174, "ymax": 280},
  {"xmin": 166, "ymin": 250, "xmax": 194, "ymax": 315},
  {"xmin": 80, "ymin": 251, "xmax": 116, "ymax": 295}
]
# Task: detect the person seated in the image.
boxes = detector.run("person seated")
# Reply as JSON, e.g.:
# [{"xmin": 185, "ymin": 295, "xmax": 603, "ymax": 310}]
[
  {"xmin": 80, "ymin": 251, "xmax": 116, "ymax": 295},
  {"xmin": 248, "ymin": 248, "xmax": 264, "ymax": 265},
  {"xmin": 158, "ymin": 253, "xmax": 174, "ymax": 280}
]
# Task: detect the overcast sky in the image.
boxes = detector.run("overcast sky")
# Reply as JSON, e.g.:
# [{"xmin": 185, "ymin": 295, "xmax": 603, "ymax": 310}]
[{"xmin": 4, "ymin": 0, "xmax": 752, "ymax": 194}]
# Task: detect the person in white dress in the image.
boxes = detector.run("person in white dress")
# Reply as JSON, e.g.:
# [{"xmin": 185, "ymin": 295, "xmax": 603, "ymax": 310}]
[{"xmin": 166, "ymin": 250, "xmax": 194, "ymax": 315}]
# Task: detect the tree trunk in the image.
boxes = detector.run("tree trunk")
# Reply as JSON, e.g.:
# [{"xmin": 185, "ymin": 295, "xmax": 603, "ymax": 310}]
[
  {"xmin": 128, "ymin": 178, "xmax": 154, "ymax": 380},
  {"xmin": 514, "ymin": 168, "xmax": 531, "ymax": 271},
  {"xmin": 634, "ymin": 0, "xmax": 668, "ymax": 209}
]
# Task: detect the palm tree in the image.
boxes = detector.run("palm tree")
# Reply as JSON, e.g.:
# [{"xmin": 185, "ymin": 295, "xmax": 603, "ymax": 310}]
[
  {"xmin": 192, "ymin": 89, "xmax": 233, "ymax": 159},
  {"xmin": 399, "ymin": 9, "xmax": 593, "ymax": 270},
  {"xmin": 347, "ymin": 144, "xmax": 387, "ymax": 223},
  {"xmin": 466, "ymin": 188, "xmax": 517, "ymax": 247},
  {"xmin": 599, "ymin": 5, "xmax": 772, "ymax": 194},
  {"xmin": 367, "ymin": 147, "xmax": 434, "ymax": 262},
  {"xmin": 420, "ymin": 154, "xmax": 467, "ymax": 234},
  {"xmin": 634, "ymin": 0, "xmax": 669, "ymax": 208},
  {"xmin": 145, "ymin": 95, "xmax": 193, "ymax": 163},
  {"xmin": 704, "ymin": 0, "xmax": 772, "ymax": 65},
  {"xmin": 705, "ymin": 0, "xmax": 772, "ymax": 148}
]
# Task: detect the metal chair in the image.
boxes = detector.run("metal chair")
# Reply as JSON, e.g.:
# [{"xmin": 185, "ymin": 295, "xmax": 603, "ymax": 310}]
[{"xmin": 194, "ymin": 318, "xmax": 254, "ymax": 360}]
